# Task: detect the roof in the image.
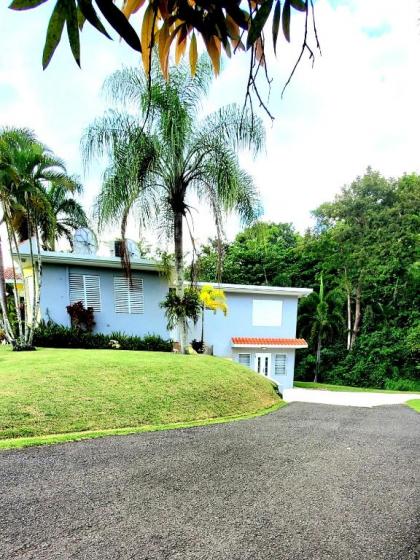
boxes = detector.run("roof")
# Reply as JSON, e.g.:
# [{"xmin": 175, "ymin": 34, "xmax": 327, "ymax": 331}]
[
  {"xmin": 231, "ymin": 337, "xmax": 308, "ymax": 349},
  {"xmin": 193, "ymin": 282, "xmax": 312, "ymax": 298},
  {"xmin": 4, "ymin": 267, "xmax": 22, "ymax": 281},
  {"xmin": 13, "ymin": 247, "xmax": 162, "ymax": 273}
]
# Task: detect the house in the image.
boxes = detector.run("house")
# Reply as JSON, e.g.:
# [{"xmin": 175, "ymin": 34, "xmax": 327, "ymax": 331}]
[{"xmin": 14, "ymin": 237, "xmax": 312, "ymax": 391}]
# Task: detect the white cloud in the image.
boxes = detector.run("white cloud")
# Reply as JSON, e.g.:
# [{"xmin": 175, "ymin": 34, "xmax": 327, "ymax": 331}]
[{"xmin": 1, "ymin": 0, "xmax": 419, "ymax": 255}]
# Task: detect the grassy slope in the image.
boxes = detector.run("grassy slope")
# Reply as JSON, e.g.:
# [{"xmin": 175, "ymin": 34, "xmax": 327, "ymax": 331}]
[
  {"xmin": 0, "ymin": 347, "xmax": 281, "ymax": 449},
  {"xmin": 406, "ymin": 400, "xmax": 420, "ymax": 413},
  {"xmin": 294, "ymin": 381, "xmax": 420, "ymax": 394}
]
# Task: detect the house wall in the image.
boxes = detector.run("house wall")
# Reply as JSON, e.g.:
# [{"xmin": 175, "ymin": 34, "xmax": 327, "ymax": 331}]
[
  {"xmin": 231, "ymin": 347, "xmax": 295, "ymax": 391},
  {"xmin": 40, "ymin": 264, "xmax": 170, "ymax": 338},
  {"xmin": 191, "ymin": 292, "xmax": 298, "ymax": 356}
]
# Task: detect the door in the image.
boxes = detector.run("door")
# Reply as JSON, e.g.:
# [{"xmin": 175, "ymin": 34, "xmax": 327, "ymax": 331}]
[{"xmin": 255, "ymin": 353, "xmax": 271, "ymax": 377}]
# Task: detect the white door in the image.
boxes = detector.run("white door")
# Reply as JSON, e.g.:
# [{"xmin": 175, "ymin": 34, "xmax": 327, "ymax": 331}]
[{"xmin": 255, "ymin": 353, "xmax": 271, "ymax": 377}]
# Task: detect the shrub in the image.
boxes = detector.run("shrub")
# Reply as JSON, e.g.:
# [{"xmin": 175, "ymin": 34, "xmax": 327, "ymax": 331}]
[
  {"xmin": 33, "ymin": 321, "xmax": 172, "ymax": 352},
  {"xmin": 66, "ymin": 301, "xmax": 95, "ymax": 332}
]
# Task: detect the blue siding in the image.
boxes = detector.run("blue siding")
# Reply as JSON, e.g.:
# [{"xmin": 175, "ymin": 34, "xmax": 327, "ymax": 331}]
[
  {"xmin": 40, "ymin": 264, "xmax": 170, "ymax": 338},
  {"xmin": 191, "ymin": 292, "xmax": 298, "ymax": 356}
]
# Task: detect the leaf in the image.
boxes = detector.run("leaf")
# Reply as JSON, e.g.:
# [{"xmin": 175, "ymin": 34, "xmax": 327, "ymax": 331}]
[
  {"xmin": 282, "ymin": 0, "xmax": 290, "ymax": 42},
  {"xmin": 77, "ymin": 0, "xmax": 111, "ymax": 38},
  {"xmin": 204, "ymin": 35, "xmax": 221, "ymax": 75},
  {"xmin": 122, "ymin": 0, "xmax": 146, "ymax": 18},
  {"xmin": 290, "ymin": 0, "xmax": 306, "ymax": 12},
  {"xmin": 225, "ymin": 14, "xmax": 240, "ymax": 41},
  {"xmin": 95, "ymin": 0, "xmax": 141, "ymax": 52},
  {"xmin": 246, "ymin": 0, "xmax": 273, "ymax": 50},
  {"xmin": 77, "ymin": 5, "xmax": 86, "ymax": 29},
  {"xmin": 42, "ymin": 0, "xmax": 67, "ymax": 69},
  {"xmin": 272, "ymin": 0, "xmax": 280, "ymax": 55},
  {"xmin": 9, "ymin": 0, "xmax": 47, "ymax": 10},
  {"xmin": 225, "ymin": 3, "xmax": 249, "ymax": 31},
  {"xmin": 189, "ymin": 32, "xmax": 197, "ymax": 76},
  {"xmin": 141, "ymin": 2, "xmax": 156, "ymax": 73},
  {"xmin": 158, "ymin": 19, "xmax": 170, "ymax": 77},
  {"xmin": 175, "ymin": 24, "xmax": 187, "ymax": 64},
  {"xmin": 66, "ymin": 0, "xmax": 81, "ymax": 66}
]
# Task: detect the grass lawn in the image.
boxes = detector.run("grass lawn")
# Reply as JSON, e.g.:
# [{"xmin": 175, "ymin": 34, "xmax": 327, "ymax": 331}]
[
  {"xmin": 406, "ymin": 400, "xmax": 420, "ymax": 413},
  {"xmin": 294, "ymin": 381, "xmax": 420, "ymax": 394},
  {"xmin": 0, "ymin": 347, "xmax": 282, "ymax": 449}
]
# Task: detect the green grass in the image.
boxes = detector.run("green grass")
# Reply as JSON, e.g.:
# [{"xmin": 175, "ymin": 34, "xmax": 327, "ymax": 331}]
[
  {"xmin": 0, "ymin": 347, "xmax": 282, "ymax": 449},
  {"xmin": 406, "ymin": 400, "xmax": 420, "ymax": 413},
  {"xmin": 294, "ymin": 381, "xmax": 420, "ymax": 394}
]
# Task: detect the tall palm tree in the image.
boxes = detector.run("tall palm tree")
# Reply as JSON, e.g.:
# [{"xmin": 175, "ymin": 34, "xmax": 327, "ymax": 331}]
[
  {"xmin": 299, "ymin": 275, "xmax": 344, "ymax": 382},
  {"xmin": 82, "ymin": 58, "xmax": 265, "ymax": 352},
  {"xmin": 0, "ymin": 127, "xmax": 85, "ymax": 347}
]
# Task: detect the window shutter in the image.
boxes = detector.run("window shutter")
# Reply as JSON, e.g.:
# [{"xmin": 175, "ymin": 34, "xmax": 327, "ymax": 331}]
[
  {"xmin": 84, "ymin": 275, "xmax": 101, "ymax": 312},
  {"xmin": 238, "ymin": 353, "xmax": 251, "ymax": 368},
  {"xmin": 114, "ymin": 277, "xmax": 144, "ymax": 314},
  {"xmin": 69, "ymin": 273, "xmax": 101, "ymax": 312},
  {"xmin": 274, "ymin": 354, "xmax": 287, "ymax": 375}
]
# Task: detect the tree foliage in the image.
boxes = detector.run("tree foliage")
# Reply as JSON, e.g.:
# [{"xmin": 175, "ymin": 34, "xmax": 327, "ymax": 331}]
[
  {"xmin": 195, "ymin": 169, "xmax": 420, "ymax": 389},
  {"xmin": 9, "ymin": 0, "xmax": 320, "ymax": 115}
]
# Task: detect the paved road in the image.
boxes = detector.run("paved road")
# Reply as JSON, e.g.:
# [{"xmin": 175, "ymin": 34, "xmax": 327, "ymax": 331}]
[{"xmin": 1, "ymin": 404, "xmax": 419, "ymax": 560}]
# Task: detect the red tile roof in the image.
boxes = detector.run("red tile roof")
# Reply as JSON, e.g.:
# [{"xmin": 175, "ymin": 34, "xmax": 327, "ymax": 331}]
[
  {"xmin": 231, "ymin": 337, "xmax": 307, "ymax": 347},
  {"xmin": 4, "ymin": 267, "xmax": 22, "ymax": 281}
]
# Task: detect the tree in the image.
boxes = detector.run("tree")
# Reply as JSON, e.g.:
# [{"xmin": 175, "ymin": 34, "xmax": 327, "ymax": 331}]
[
  {"xmin": 199, "ymin": 284, "xmax": 228, "ymax": 346},
  {"xmin": 0, "ymin": 127, "xmax": 83, "ymax": 348},
  {"xmin": 12, "ymin": 180, "xmax": 88, "ymax": 250},
  {"xmin": 298, "ymin": 275, "xmax": 344, "ymax": 382},
  {"xmin": 8, "ymin": 0, "xmax": 320, "ymax": 116},
  {"xmin": 82, "ymin": 58, "xmax": 264, "ymax": 352},
  {"xmin": 196, "ymin": 221, "xmax": 300, "ymax": 286}
]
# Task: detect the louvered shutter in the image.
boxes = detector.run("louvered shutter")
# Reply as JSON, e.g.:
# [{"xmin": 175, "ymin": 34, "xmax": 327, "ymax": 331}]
[
  {"xmin": 69, "ymin": 273, "xmax": 101, "ymax": 312},
  {"xmin": 114, "ymin": 277, "xmax": 144, "ymax": 314},
  {"xmin": 238, "ymin": 353, "xmax": 251, "ymax": 368},
  {"xmin": 274, "ymin": 354, "xmax": 287, "ymax": 375},
  {"xmin": 84, "ymin": 275, "xmax": 101, "ymax": 311}
]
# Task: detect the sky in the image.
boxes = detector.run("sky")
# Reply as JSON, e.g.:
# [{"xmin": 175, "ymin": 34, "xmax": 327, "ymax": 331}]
[{"xmin": 0, "ymin": 0, "xmax": 419, "ymax": 255}]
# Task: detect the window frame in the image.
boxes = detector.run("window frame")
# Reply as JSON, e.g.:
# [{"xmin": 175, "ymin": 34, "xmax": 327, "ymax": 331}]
[
  {"xmin": 69, "ymin": 272, "xmax": 101, "ymax": 312},
  {"xmin": 274, "ymin": 353, "xmax": 287, "ymax": 375},
  {"xmin": 238, "ymin": 353, "xmax": 251, "ymax": 368},
  {"xmin": 252, "ymin": 299, "xmax": 283, "ymax": 327}
]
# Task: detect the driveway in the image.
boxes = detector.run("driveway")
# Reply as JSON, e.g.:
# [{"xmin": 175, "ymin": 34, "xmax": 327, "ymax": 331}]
[
  {"xmin": 0, "ymin": 404, "xmax": 419, "ymax": 560},
  {"xmin": 283, "ymin": 388, "xmax": 420, "ymax": 407}
]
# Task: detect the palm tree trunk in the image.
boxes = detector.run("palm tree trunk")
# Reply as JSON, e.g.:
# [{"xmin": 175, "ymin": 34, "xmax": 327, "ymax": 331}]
[
  {"xmin": 174, "ymin": 210, "xmax": 187, "ymax": 353},
  {"xmin": 0, "ymin": 229, "xmax": 14, "ymax": 342},
  {"xmin": 314, "ymin": 331, "xmax": 322, "ymax": 383}
]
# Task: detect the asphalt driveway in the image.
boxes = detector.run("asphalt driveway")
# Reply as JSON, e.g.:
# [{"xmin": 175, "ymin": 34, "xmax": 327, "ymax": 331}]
[{"xmin": 0, "ymin": 403, "xmax": 419, "ymax": 560}]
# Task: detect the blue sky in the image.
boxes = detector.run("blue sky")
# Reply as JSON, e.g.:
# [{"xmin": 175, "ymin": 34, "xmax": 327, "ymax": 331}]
[{"xmin": 1, "ymin": 0, "xmax": 419, "ymax": 251}]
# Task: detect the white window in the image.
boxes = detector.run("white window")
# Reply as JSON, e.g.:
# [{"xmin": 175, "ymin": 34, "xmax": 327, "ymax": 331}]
[
  {"xmin": 274, "ymin": 354, "xmax": 287, "ymax": 375},
  {"xmin": 69, "ymin": 273, "xmax": 101, "ymax": 312},
  {"xmin": 252, "ymin": 299, "xmax": 283, "ymax": 327},
  {"xmin": 114, "ymin": 276, "xmax": 144, "ymax": 314},
  {"xmin": 238, "ymin": 353, "xmax": 251, "ymax": 368}
]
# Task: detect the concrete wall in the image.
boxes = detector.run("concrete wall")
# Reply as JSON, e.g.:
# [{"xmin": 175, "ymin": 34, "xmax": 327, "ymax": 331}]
[
  {"xmin": 40, "ymin": 263, "xmax": 170, "ymax": 338},
  {"xmin": 190, "ymin": 292, "xmax": 298, "ymax": 356}
]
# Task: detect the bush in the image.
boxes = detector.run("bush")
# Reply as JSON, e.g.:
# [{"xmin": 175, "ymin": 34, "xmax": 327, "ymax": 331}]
[
  {"xmin": 66, "ymin": 301, "xmax": 95, "ymax": 332},
  {"xmin": 33, "ymin": 321, "xmax": 173, "ymax": 352}
]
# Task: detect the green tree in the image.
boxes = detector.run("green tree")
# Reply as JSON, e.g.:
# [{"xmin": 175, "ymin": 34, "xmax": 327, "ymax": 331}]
[
  {"xmin": 196, "ymin": 221, "xmax": 300, "ymax": 285},
  {"xmin": 298, "ymin": 275, "xmax": 344, "ymax": 382},
  {"xmin": 82, "ymin": 59, "xmax": 264, "ymax": 352},
  {"xmin": 0, "ymin": 127, "xmax": 83, "ymax": 348}
]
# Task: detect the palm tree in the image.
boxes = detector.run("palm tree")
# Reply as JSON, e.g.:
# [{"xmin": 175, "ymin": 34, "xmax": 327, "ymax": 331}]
[
  {"xmin": 299, "ymin": 275, "xmax": 344, "ymax": 382},
  {"xmin": 12, "ymin": 181, "xmax": 88, "ymax": 250},
  {"xmin": 0, "ymin": 127, "xmax": 85, "ymax": 347},
  {"xmin": 82, "ymin": 58, "xmax": 264, "ymax": 352}
]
